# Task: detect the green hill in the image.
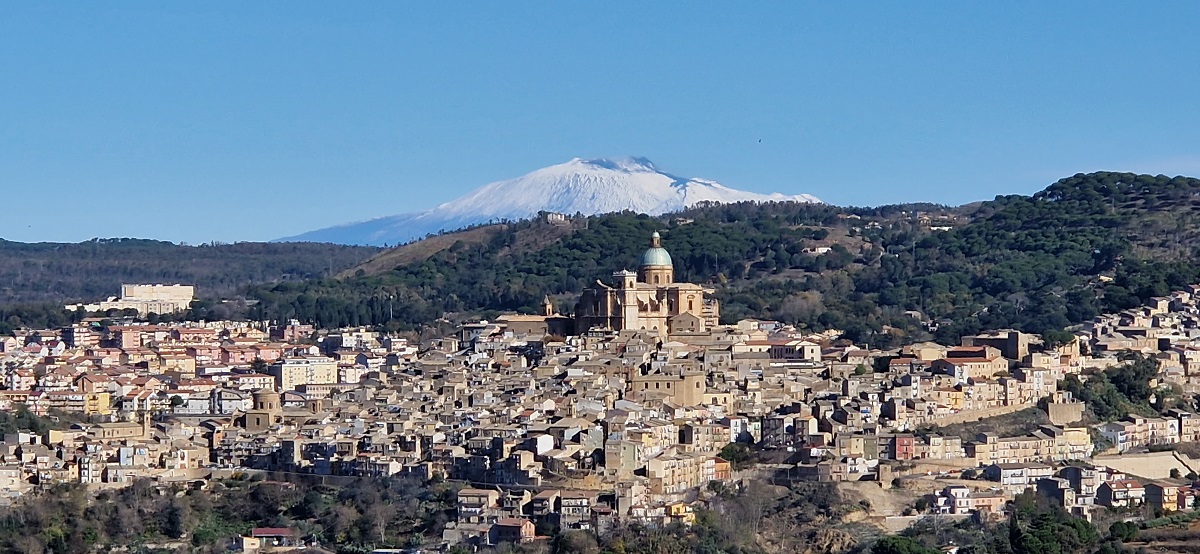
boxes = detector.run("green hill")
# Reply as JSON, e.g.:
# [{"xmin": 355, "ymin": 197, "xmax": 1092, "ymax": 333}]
[
  {"xmin": 0, "ymin": 238, "xmax": 378, "ymax": 304},
  {"xmin": 245, "ymin": 172, "xmax": 1200, "ymax": 347}
]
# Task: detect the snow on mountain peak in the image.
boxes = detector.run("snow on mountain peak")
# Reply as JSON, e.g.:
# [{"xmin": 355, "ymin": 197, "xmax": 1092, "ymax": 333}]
[
  {"xmin": 277, "ymin": 157, "xmax": 821, "ymax": 246},
  {"xmin": 574, "ymin": 156, "xmax": 657, "ymax": 172}
]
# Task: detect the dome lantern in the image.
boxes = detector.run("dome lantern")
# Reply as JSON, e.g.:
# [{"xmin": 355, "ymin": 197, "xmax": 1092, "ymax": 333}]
[{"xmin": 638, "ymin": 232, "xmax": 674, "ymax": 284}]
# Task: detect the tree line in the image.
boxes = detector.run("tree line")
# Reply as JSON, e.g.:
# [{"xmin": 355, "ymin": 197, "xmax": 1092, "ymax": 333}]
[
  {"xmin": 0, "ymin": 472, "xmax": 459, "ymax": 554},
  {"xmin": 0, "ymin": 238, "xmax": 377, "ymax": 304}
]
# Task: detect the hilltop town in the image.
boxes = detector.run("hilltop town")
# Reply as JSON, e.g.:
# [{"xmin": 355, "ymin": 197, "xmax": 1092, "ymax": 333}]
[{"xmin": 2, "ymin": 233, "xmax": 1200, "ymax": 552}]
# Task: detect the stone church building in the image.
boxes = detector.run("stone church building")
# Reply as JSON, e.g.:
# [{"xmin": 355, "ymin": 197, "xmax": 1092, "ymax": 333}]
[{"xmin": 575, "ymin": 232, "xmax": 719, "ymax": 336}]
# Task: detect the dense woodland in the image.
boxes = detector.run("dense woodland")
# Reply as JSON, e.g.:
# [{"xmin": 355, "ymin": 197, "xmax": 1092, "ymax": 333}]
[
  {"xmin": 0, "ymin": 239, "xmax": 377, "ymax": 304},
  {"xmin": 246, "ymin": 172, "xmax": 1200, "ymax": 347},
  {"xmin": 0, "ymin": 473, "xmax": 459, "ymax": 554}
]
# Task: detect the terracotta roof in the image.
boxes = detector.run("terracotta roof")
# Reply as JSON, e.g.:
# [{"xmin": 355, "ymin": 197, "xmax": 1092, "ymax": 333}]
[
  {"xmin": 1109, "ymin": 479, "xmax": 1143, "ymax": 489},
  {"xmin": 939, "ymin": 357, "xmax": 999, "ymax": 364},
  {"xmin": 251, "ymin": 527, "xmax": 294, "ymax": 537}
]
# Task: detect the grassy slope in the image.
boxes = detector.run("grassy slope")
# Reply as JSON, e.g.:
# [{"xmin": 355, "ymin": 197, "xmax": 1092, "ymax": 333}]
[{"xmin": 339, "ymin": 225, "xmax": 508, "ymax": 278}]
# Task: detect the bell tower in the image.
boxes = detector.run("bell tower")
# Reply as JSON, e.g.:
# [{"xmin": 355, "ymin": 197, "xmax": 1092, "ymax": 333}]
[{"xmin": 612, "ymin": 270, "xmax": 640, "ymax": 330}]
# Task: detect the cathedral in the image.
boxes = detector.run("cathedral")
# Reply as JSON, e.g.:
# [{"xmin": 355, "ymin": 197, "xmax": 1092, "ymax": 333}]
[{"xmin": 575, "ymin": 232, "xmax": 719, "ymax": 336}]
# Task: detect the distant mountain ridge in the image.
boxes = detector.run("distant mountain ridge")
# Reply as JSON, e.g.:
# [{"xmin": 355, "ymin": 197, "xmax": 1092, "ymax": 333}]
[
  {"xmin": 277, "ymin": 157, "xmax": 821, "ymax": 246},
  {"xmin": 0, "ymin": 238, "xmax": 377, "ymax": 306}
]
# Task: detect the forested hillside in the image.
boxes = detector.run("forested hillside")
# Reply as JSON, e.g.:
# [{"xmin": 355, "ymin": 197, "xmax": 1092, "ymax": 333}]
[
  {"xmin": 247, "ymin": 172, "xmax": 1200, "ymax": 347},
  {"xmin": 245, "ymin": 202, "xmax": 864, "ymax": 332},
  {"xmin": 0, "ymin": 239, "xmax": 379, "ymax": 304}
]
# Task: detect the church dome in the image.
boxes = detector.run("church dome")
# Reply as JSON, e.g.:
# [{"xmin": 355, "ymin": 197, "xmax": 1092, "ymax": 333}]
[{"xmin": 640, "ymin": 232, "xmax": 673, "ymax": 267}]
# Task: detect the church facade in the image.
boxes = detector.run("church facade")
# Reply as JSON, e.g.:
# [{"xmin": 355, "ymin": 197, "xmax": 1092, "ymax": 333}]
[{"xmin": 575, "ymin": 232, "xmax": 719, "ymax": 336}]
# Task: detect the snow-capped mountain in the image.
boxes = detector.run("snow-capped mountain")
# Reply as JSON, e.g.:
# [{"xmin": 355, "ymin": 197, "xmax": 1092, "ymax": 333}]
[{"xmin": 277, "ymin": 157, "xmax": 821, "ymax": 246}]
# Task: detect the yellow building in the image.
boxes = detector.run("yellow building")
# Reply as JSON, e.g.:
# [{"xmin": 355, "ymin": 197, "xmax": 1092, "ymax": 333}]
[
  {"xmin": 575, "ymin": 232, "xmax": 718, "ymax": 337},
  {"xmin": 45, "ymin": 391, "xmax": 111, "ymax": 416},
  {"xmin": 84, "ymin": 392, "xmax": 111, "ymax": 416},
  {"xmin": 666, "ymin": 503, "xmax": 696, "ymax": 524}
]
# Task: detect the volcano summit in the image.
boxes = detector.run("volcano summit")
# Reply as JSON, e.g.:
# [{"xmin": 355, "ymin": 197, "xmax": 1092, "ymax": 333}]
[{"xmin": 278, "ymin": 157, "xmax": 821, "ymax": 246}]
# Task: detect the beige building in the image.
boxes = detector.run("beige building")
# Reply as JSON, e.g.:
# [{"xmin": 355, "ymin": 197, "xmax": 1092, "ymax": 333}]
[
  {"xmin": 646, "ymin": 453, "xmax": 724, "ymax": 495},
  {"xmin": 268, "ymin": 357, "xmax": 337, "ymax": 392},
  {"xmin": 71, "ymin": 284, "xmax": 195, "ymax": 315},
  {"xmin": 969, "ymin": 425, "xmax": 1093, "ymax": 465},
  {"xmin": 630, "ymin": 370, "xmax": 707, "ymax": 406},
  {"xmin": 458, "ymin": 489, "xmax": 501, "ymax": 524},
  {"xmin": 575, "ymin": 232, "xmax": 718, "ymax": 337},
  {"xmin": 243, "ymin": 390, "xmax": 282, "ymax": 433}
]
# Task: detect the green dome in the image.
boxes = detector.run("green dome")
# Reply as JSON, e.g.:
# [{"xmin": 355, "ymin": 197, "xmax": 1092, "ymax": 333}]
[
  {"xmin": 640, "ymin": 232, "xmax": 673, "ymax": 267},
  {"xmin": 640, "ymin": 247, "xmax": 673, "ymax": 267}
]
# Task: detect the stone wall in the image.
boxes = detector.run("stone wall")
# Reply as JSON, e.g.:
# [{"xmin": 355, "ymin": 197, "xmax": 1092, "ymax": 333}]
[{"xmin": 1047, "ymin": 401, "xmax": 1085, "ymax": 425}]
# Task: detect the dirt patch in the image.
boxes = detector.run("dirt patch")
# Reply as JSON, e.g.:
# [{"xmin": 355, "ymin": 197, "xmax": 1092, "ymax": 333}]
[{"xmin": 839, "ymin": 481, "xmax": 921, "ymax": 518}]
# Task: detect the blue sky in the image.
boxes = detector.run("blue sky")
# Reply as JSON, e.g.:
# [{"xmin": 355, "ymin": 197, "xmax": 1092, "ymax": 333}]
[{"xmin": 2, "ymin": 3, "xmax": 1199, "ymax": 243}]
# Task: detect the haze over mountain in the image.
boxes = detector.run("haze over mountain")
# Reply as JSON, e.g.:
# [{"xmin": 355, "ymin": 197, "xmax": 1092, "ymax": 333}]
[{"xmin": 277, "ymin": 157, "xmax": 821, "ymax": 246}]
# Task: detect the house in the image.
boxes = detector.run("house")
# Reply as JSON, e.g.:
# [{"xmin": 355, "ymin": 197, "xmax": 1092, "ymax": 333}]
[
  {"xmin": 938, "ymin": 486, "xmax": 973, "ymax": 514},
  {"xmin": 560, "ymin": 491, "xmax": 594, "ymax": 529},
  {"xmin": 888, "ymin": 434, "xmax": 916, "ymax": 461},
  {"xmin": 1059, "ymin": 465, "xmax": 1103, "ymax": 498},
  {"xmin": 931, "ymin": 351, "xmax": 1008, "ymax": 385},
  {"xmin": 984, "ymin": 463, "xmax": 1054, "ymax": 495},
  {"xmin": 531, "ymin": 489, "xmax": 560, "ymax": 518},
  {"xmin": 458, "ymin": 489, "xmax": 501, "ymax": 524},
  {"xmin": 1098, "ymin": 480, "xmax": 1145, "ymax": 508},
  {"xmin": 939, "ymin": 486, "xmax": 1007, "ymax": 515},
  {"xmin": 241, "ymin": 527, "xmax": 299, "ymax": 552},
  {"xmin": 1145, "ymin": 482, "xmax": 1183, "ymax": 513},
  {"xmin": 491, "ymin": 517, "xmax": 535, "ymax": 544},
  {"xmin": 666, "ymin": 503, "xmax": 696, "ymax": 524},
  {"xmin": 1035, "ymin": 477, "xmax": 1078, "ymax": 511}
]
